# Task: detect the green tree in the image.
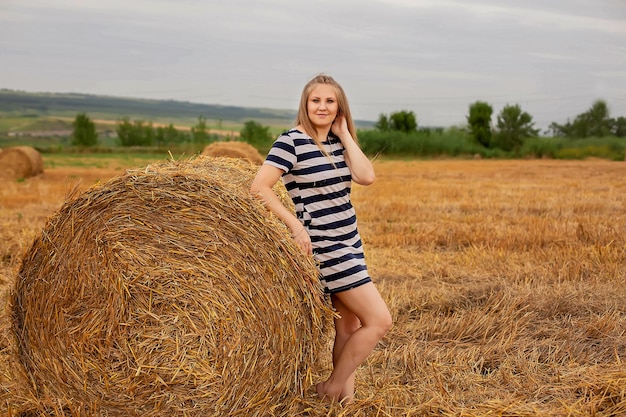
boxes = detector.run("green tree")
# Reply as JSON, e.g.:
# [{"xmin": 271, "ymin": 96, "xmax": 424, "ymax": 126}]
[
  {"xmin": 116, "ymin": 118, "xmax": 153, "ymax": 146},
  {"xmin": 375, "ymin": 111, "xmax": 417, "ymax": 133},
  {"xmin": 155, "ymin": 123, "xmax": 184, "ymax": 146},
  {"xmin": 142, "ymin": 121, "xmax": 155, "ymax": 146},
  {"xmin": 611, "ymin": 116, "xmax": 626, "ymax": 138},
  {"xmin": 374, "ymin": 114, "xmax": 390, "ymax": 131},
  {"xmin": 492, "ymin": 104, "xmax": 539, "ymax": 151},
  {"xmin": 467, "ymin": 101, "xmax": 493, "ymax": 147},
  {"xmin": 240, "ymin": 120, "xmax": 273, "ymax": 147},
  {"xmin": 548, "ymin": 121, "xmax": 566, "ymax": 137},
  {"xmin": 584, "ymin": 100, "xmax": 612, "ymax": 137},
  {"xmin": 550, "ymin": 100, "xmax": 613, "ymax": 139},
  {"xmin": 116, "ymin": 117, "xmax": 136, "ymax": 146},
  {"xmin": 389, "ymin": 110, "xmax": 417, "ymax": 133},
  {"xmin": 71, "ymin": 112, "xmax": 98, "ymax": 146},
  {"xmin": 191, "ymin": 115, "xmax": 210, "ymax": 144},
  {"xmin": 155, "ymin": 126, "xmax": 166, "ymax": 146}
]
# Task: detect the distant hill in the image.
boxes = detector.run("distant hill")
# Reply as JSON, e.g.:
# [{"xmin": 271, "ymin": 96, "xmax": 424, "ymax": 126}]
[
  {"xmin": 0, "ymin": 89, "xmax": 375, "ymax": 129},
  {"xmin": 0, "ymin": 89, "xmax": 296, "ymax": 125}
]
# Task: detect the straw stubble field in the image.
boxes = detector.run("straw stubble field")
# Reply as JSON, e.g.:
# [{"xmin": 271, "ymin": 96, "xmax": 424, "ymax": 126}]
[{"xmin": 1, "ymin": 157, "xmax": 625, "ymax": 416}]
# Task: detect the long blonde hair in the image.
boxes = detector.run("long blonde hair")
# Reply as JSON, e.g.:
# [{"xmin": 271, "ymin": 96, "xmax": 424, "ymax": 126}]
[{"xmin": 295, "ymin": 74, "xmax": 358, "ymax": 145}]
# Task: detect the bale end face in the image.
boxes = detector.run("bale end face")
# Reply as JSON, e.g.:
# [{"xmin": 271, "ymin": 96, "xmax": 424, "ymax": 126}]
[
  {"xmin": 0, "ymin": 146, "xmax": 44, "ymax": 179},
  {"xmin": 12, "ymin": 157, "xmax": 330, "ymax": 416}
]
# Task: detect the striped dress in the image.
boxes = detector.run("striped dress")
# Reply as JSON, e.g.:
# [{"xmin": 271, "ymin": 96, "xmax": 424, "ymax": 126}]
[{"xmin": 264, "ymin": 129, "xmax": 372, "ymax": 294}]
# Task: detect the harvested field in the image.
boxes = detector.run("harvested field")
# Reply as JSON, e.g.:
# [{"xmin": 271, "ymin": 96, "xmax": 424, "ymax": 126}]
[{"xmin": 1, "ymin": 157, "xmax": 626, "ymax": 416}]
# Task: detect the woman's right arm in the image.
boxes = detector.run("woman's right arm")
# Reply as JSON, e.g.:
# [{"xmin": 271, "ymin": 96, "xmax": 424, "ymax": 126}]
[{"xmin": 250, "ymin": 165, "xmax": 312, "ymax": 254}]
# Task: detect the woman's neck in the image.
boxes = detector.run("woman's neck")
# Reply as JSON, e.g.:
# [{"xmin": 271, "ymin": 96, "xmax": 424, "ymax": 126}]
[
  {"xmin": 313, "ymin": 126, "xmax": 331, "ymax": 142},
  {"xmin": 296, "ymin": 124, "xmax": 330, "ymax": 142}
]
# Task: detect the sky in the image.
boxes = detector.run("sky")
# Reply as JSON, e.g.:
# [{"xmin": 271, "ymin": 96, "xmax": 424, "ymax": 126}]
[{"xmin": 1, "ymin": 0, "xmax": 625, "ymax": 131}]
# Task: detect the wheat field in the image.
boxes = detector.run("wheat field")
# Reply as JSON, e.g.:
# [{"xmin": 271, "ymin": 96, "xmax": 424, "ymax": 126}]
[{"xmin": 1, "ymin": 157, "xmax": 625, "ymax": 416}]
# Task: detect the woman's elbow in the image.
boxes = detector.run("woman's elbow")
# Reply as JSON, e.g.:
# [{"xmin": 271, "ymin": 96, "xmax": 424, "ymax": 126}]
[
  {"xmin": 355, "ymin": 171, "xmax": 375, "ymax": 186},
  {"xmin": 250, "ymin": 175, "xmax": 266, "ymax": 196},
  {"xmin": 251, "ymin": 165, "xmax": 282, "ymax": 196}
]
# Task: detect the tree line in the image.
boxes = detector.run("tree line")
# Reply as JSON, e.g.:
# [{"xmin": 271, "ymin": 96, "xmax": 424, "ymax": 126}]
[
  {"xmin": 70, "ymin": 98, "xmax": 625, "ymax": 160},
  {"xmin": 374, "ymin": 99, "xmax": 625, "ymax": 153},
  {"xmin": 71, "ymin": 115, "xmax": 273, "ymax": 148}
]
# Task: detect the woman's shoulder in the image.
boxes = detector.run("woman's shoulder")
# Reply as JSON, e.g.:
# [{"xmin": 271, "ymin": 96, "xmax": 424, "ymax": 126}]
[
  {"xmin": 277, "ymin": 128, "xmax": 314, "ymax": 145},
  {"xmin": 280, "ymin": 127, "xmax": 306, "ymax": 137}
]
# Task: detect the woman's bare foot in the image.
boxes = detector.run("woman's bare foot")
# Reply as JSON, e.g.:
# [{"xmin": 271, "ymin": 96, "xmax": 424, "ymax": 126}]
[
  {"xmin": 316, "ymin": 382, "xmax": 328, "ymax": 401},
  {"xmin": 316, "ymin": 381, "xmax": 343, "ymax": 403},
  {"xmin": 339, "ymin": 393, "xmax": 354, "ymax": 405}
]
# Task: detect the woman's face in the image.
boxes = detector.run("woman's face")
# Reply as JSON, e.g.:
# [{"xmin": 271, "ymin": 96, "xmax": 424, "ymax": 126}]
[{"xmin": 307, "ymin": 84, "xmax": 339, "ymax": 129}]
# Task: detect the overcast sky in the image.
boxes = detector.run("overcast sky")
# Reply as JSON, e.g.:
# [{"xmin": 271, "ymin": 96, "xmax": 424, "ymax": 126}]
[{"xmin": 1, "ymin": 0, "xmax": 625, "ymax": 130}]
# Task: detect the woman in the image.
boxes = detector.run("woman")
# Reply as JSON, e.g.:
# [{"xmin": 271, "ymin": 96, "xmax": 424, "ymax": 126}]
[{"xmin": 250, "ymin": 74, "xmax": 392, "ymax": 403}]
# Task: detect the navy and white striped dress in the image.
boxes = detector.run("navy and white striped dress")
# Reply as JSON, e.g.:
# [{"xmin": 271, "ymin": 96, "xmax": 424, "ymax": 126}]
[{"xmin": 264, "ymin": 129, "xmax": 372, "ymax": 294}]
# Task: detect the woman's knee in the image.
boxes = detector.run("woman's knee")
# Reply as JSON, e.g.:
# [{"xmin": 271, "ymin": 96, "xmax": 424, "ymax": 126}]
[
  {"xmin": 369, "ymin": 308, "xmax": 393, "ymax": 340},
  {"xmin": 333, "ymin": 284, "xmax": 392, "ymax": 338},
  {"xmin": 379, "ymin": 310, "xmax": 393, "ymax": 335}
]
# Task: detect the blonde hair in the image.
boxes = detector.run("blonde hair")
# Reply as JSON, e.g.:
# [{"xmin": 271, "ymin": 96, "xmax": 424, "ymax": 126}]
[{"xmin": 295, "ymin": 74, "xmax": 358, "ymax": 145}]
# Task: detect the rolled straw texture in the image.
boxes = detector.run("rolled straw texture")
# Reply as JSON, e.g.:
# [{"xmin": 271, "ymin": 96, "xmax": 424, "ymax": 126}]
[
  {"xmin": 12, "ymin": 156, "xmax": 328, "ymax": 416},
  {"xmin": 0, "ymin": 146, "xmax": 44, "ymax": 179},
  {"xmin": 201, "ymin": 141, "xmax": 265, "ymax": 165}
]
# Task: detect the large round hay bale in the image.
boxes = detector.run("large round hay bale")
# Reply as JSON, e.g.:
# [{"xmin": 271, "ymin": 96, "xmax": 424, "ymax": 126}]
[
  {"xmin": 12, "ymin": 157, "xmax": 328, "ymax": 416},
  {"xmin": 0, "ymin": 146, "xmax": 44, "ymax": 179},
  {"xmin": 201, "ymin": 141, "xmax": 265, "ymax": 165}
]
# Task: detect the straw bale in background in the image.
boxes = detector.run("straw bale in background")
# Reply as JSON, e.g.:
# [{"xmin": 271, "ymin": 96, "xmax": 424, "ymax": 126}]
[
  {"xmin": 12, "ymin": 156, "xmax": 328, "ymax": 416},
  {"xmin": 201, "ymin": 141, "xmax": 265, "ymax": 165},
  {"xmin": 0, "ymin": 146, "xmax": 44, "ymax": 179}
]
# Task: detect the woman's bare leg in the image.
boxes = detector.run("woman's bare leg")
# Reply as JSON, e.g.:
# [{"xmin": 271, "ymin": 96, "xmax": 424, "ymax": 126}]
[
  {"xmin": 330, "ymin": 294, "xmax": 361, "ymax": 401},
  {"xmin": 317, "ymin": 282, "xmax": 392, "ymax": 402}
]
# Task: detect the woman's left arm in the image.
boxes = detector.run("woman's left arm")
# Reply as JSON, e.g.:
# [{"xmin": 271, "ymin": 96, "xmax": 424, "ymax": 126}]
[{"xmin": 332, "ymin": 116, "xmax": 375, "ymax": 186}]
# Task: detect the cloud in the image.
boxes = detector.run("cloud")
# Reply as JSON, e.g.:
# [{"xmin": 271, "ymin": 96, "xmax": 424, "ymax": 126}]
[
  {"xmin": 374, "ymin": 0, "xmax": 626, "ymax": 34},
  {"xmin": 527, "ymin": 52, "xmax": 575, "ymax": 61},
  {"xmin": 0, "ymin": 0, "xmax": 624, "ymax": 128}
]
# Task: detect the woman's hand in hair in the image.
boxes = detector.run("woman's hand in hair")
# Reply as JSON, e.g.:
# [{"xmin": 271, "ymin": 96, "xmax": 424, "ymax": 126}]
[
  {"xmin": 332, "ymin": 115, "xmax": 375, "ymax": 186},
  {"xmin": 331, "ymin": 114, "xmax": 349, "ymax": 139}
]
